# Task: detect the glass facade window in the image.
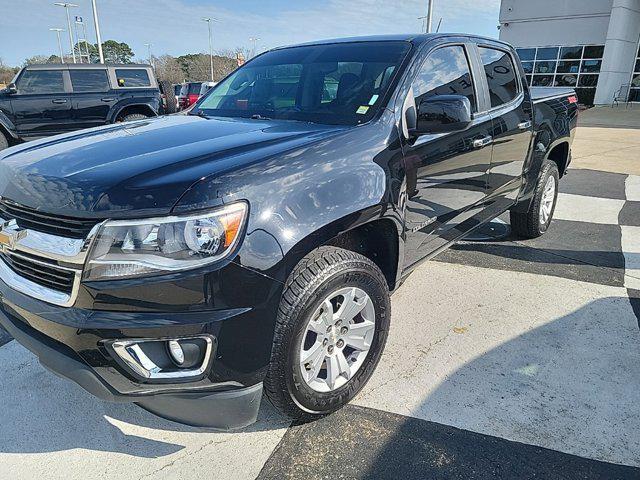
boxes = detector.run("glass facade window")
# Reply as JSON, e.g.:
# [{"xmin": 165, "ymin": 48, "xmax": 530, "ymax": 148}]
[
  {"xmin": 514, "ymin": 44, "xmax": 605, "ymax": 105},
  {"xmin": 536, "ymin": 47, "xmax": 559, "ymax": 60},
  {"xmin": 631, "ymin": 45, "xmax": 640, "ymax": 102},
  {"xmin": 516, "ymin": 48, "xmax": 535, "ymax": 62}
]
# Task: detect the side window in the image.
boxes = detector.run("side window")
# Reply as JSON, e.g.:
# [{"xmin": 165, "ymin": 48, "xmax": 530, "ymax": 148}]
[
  {"xmin": 478, "ymin": 47, "xmax": 519, "ymax": 108},
  {"xmin": 16, "ymin": 70, "xmax": 65, "ymax": 95},
  {"xmin": 413, "ymin": 45, "xmax": 476, "ymax": 112},
  {"xmin": 70, "ymin": 69, "xmax": 110, "ymax": 92},
  {"xmin": 115, "ymin": 69, "xmax": 151, "ymax": 87}
]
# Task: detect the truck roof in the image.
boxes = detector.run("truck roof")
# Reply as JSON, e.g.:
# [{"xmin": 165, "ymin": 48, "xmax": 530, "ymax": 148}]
[{"xmin": 277, "ymin": 33, "xmax": 511, "ymax": 49}]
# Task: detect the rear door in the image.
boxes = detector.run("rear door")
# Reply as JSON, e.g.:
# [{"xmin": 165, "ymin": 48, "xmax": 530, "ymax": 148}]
[
  {"xmin": 401, "ymin": 43, "xmax": 494, "ymax": 267},
  {"xmin": 477, "ymin": 44, "xmax": 534, "ymax": 211},
  {"xmin": 11, "ymin": 69, "xmax": 72, "ymax": 138},
  {"xmin": 69, "ymin": 68, "xmax": 113, "ymax": 130}
]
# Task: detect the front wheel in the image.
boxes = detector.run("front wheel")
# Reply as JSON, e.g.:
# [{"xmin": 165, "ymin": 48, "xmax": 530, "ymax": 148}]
[
  {"xmin": 264, "ymin": 246, "xmax": 390, "ymax": 421},
  {"xmin": 510, "ymin": 160, "xmax": 559, "ymax": 239}
]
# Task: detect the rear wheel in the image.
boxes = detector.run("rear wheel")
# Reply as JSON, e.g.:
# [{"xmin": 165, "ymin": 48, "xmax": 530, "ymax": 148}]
[
  {"xmin": 265, "ymin": 246, "xmax": 390, "ymax": 421},
  {"xmin": 119, "ymin": 113, "xmax": 149, "ymax": 122},
  {"xmin": 510, "ymin": 160, "xmax": 559, "ymax": 238},
  {"xmin": 0, "ymin": 130, "xmax": 8, "ymax": 151}
]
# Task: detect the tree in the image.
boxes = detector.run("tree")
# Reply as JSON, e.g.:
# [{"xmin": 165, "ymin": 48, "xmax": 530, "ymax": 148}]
[
  {"xmin": 101, "ymin": 40, "xmax": 134, "ymax": 64},
  {"xmin": 22, "ymin": 55, "xmax": 50, "ymax": 66},
  {"xmin": 154, "ymin": 54, "xmax": 184, "ymax": 84},
  {"xmin": 176, "ymin": 53, "xmax": 237, "ymax": 82},
  {"xmin": 0, "ymin": 58, "xmax": 18, "ymax": 85}
]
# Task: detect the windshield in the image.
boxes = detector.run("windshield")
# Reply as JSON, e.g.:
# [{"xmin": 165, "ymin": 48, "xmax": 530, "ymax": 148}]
[
  {"xmin": 195, "ymin": 41, "xmax": 410, "ymax": 126},
  {"xmin": 181, "ymin": 83, "xmax": 202, "ymax": 95}
]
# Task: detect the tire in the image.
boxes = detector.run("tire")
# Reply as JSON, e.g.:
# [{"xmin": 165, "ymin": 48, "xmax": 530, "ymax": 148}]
[
  {"xmin": 159, "ymin": 80, "xmax": 177, "ymax": 114},
  {"xmin": 510, "ymin": 159, "xmax": 560, "ymax": 239},
  {"xmin": 119, "ymin": 113, "xmax": 148, "ymax": 122},
  {"xmin": 0, "ymin": 130, "xmax": 8, "ymax": 151},
  {"xmin": 264, "ymin": 246, "xmax": 391, "ymax": 421}
]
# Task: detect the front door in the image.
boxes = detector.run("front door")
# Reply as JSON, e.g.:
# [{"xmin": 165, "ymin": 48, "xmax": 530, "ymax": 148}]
[
  {"xmin": 11, "ymin": 69, "xmax": 72, "ymax": 138},
  {"xmin": 402, "ymin": 44, "xmax": 493, "ymax": 268}
]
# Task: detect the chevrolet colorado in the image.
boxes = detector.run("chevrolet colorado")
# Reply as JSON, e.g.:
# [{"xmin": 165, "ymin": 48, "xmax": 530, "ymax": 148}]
[{"xmin": 0, "ymin": 34, "xmax": 577, "ymax": 429}]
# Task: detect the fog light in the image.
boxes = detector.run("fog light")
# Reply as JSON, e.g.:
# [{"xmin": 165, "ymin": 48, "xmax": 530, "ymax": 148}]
[
  {"xmin": 168, "ymin": 340, "xmax": 185, "ymax": 365},
  {"xmin": 111, "ymin": 335, "xmax": 213, "ymax": 381}
]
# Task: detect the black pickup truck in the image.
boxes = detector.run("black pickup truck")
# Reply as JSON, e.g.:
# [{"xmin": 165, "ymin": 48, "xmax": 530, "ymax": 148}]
[
  {"xmin": 0, "ymin": 63, "xmax": 164, "ymax": 149},
  {"xmin": 0, "ymin": 34, "xmax": 577, "ymax": 429}
]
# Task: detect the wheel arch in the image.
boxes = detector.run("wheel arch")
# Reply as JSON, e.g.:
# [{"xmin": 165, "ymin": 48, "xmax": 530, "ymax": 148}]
[{"xmin": 110, "ymin": 103, "xmax": 157, "ymax": 123}]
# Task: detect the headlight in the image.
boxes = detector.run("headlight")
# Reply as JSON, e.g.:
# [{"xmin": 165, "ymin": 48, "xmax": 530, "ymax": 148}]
[{"xmin": 84, "ymin": 202, "xmax": 248, "ymax": 281}]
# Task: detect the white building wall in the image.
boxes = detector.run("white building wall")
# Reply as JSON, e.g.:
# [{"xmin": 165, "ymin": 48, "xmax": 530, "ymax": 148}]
[{"xmin": 499, "ymin": 0, "xmax": 613, "ymax": 46}]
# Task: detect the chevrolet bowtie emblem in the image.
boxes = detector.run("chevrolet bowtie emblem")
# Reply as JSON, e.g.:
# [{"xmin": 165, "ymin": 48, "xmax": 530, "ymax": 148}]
[{"xmin": 0, "ymin": 222, "xmax": 27, "ymax": 252}]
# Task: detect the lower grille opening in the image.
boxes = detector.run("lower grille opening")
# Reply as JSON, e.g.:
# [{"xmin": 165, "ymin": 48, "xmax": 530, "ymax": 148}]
[{"xmin": 0, "ymin": 250, "xmax": 76, "ymax": 295}]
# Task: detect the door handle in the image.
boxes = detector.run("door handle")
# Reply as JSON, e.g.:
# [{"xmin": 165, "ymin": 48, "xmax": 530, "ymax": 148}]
[
  {"xmin": 518, "ymin": 120, "xmax": 532, "ymax": 130},
  {"xmin": 473, "ymin": 136, "xmax": 493, "ymax": 148},
  {"xmin": 101, "ymin": 97, "xmax": 116, "ymax": 102},
  {"xmin": 51, "ymin": 99, "xmax": 67, "ymax": 104}
]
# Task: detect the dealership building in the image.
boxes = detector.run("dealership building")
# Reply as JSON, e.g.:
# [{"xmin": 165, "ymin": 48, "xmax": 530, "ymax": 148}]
[{"xmin": 498, "ymin": 0, "xmax": 640, "ymax": 105}]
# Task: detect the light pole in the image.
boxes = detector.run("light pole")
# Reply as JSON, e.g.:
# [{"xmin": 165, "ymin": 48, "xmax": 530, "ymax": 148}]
[
  {"xmin": 80, "ymin": 20, "xmax": 91, "ymax": 61},
  {"xmin": 425, "ymin": 0, "xmax": 434, "ymax": 33},
  {"xmin": 249, "ymin": 37, "xmax": 260, "ymax": 58},
  {"xmin": 50, "ymin": 28, "xmax": 65, "ymax": 63},
  {"xmin": 144, "ymin": 43, "xmax": 153, "ymax": 68},
  {"xmin": 54, "ymin": 3, "xmax": 78, "ymax": 63},
  {"xmin": 91, "ymin": 0, "xmax": 105, "ymax": 64},
  {"xmin": 201, "ymin": 17, "xmax": 216, "ymax": 82}
]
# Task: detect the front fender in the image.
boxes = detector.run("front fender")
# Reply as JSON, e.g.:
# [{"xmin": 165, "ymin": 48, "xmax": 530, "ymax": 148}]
[{"xmin": 173, "ymin": 111, "xmax": 406, "ymax": 283}]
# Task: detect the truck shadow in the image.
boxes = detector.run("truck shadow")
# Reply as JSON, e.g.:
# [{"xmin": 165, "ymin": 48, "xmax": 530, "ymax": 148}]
[
  {"xmin": 0, "ymin": 341, "xmax": 288, "ymax": 458},
  {"xmin": 258, "ymin": 295, "xmax": 640, "ymax": 478}
]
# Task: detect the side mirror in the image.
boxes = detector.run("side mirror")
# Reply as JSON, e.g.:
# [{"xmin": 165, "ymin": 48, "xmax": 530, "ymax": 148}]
[
  {"xmin": 4, "ymin": 83, "xmax": 17, "ymax": 94},
  {"xmin": 411, "ymin": 95, "xmax": 472, "ymax": 135}
]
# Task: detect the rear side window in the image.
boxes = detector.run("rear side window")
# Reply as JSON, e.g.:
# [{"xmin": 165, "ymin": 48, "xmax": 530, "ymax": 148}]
[
  {"xmin": 16, "ymin": 70, "xmax": 65, "ymax": 94},
  {"xmin": 478, "ymin": 47, "xmax": 519, "ymax": 108},
  {"xmin": 188, "ymin": 83, "xmax": 202, "ymax": 94},
  {"xmin": 70, "ymin": 69, "xmax": 110, "ymax": 92},
  {"xmin": 115, "ymin": 69, "xmax": 151, "ymax": 87},
  {"xmin": 413, "ymin": 45, "xmax": 476, "ymax": 112}
]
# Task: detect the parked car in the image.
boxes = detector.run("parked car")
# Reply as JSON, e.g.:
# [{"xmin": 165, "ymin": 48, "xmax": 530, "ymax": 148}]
[
  {"xmin": 0, "ymin": 34, "xmax": 577, "ymax": 429},
  {"xmin": 0, "ymin": 63, "xmax": 163, "ymax": 150},
  {"xmin": 199, "ymin": 81, "xmax": 217, "ymax": 98},
  {"xmin": 178, "ymin": 81, "xmax": 202, "ymax": 110}
]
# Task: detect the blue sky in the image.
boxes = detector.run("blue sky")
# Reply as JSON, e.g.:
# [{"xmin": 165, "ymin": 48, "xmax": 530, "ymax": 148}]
[{"xmin": 0, "ymin": 0, "xmax": 501, "ymax": 67}]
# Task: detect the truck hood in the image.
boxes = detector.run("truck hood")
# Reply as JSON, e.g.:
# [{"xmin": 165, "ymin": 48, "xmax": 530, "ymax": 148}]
[{"xmin": 0, "ymin": 115, "xmax": 345, "ymax": 218}]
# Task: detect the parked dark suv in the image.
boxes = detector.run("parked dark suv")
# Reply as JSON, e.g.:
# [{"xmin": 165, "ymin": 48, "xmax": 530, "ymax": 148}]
[{"xmin": 0, "ymin": 64, "xmax": 163, "ymax": 150}]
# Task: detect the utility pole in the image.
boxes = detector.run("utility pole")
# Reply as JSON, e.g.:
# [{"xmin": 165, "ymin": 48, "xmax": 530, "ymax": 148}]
[
  {"xmin": 50, "ymin": 28, "xmax": 66, "ymax": 63},
  {"xmin": 249, "ymin": 37, "xmax": 260, "ymax": 58},
  {"xmin": 91, "ymin": 0, "xmax": 105, "ymax": 63},
  {"xmin": 426, "ymin": 0, "xmax": 434, "ymax": 33},
  {"xmin": 144, "ymin": 43, "xmax": 153, "ymax": 68},
  {"xmin": 202, "ymin": 18, "xmax": 216, "ymax": 82},
  {"xmin": 54, "ymin": 3, "xmax": 78, "ymax": 63}
]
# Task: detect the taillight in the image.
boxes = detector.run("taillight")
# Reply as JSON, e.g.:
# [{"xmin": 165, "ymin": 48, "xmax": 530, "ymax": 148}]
[
  {"xmin": 568, "ymin": 95, "xmax": 578, "ymax": 104},
  {"xmin": 188, "ymin": 94, "xmax": 199, "ymax": 105}
]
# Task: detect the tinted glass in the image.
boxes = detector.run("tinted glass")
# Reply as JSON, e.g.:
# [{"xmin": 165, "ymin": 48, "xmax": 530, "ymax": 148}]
[
  {"xmin": 578, "ymin": 74, "xmax": 599, "ymax": 87},
  {"xmin": 70, "ymin": 69, "xmax": 110, "ymax": 92},
  {"xmin": 630, "ymin": 89, "xmax": 640, "ymax": 102},
  {"xmin": 115, "ymin": 69, "xmax": 151, "ymax": 87},
  {"xmin": 516, "ymin": 48, "xmax": 535, "ymax": 62},
  {"xmin": 536, "ymin": 47, "xmax": 559, "ymax": 60},
  {"xmin": 198, "ymin": 41, "xmax": 410, "ymax": 126},
  {"xmin": 560, "ymin": 46, "xmax": 583, "ymax": 60},
  {"xmin": 525, "ymin": 74, "xmax": 532, "ymax": 86},
  {"xmin": 531, "ymin": 75, "xmax": 553, "ymax": 87},
  {"xmin": 634, "ymin": 59, "xmax": 639, "ymax": 73},
  {"xmin": 534, "ymin": 61, "xmax": 556, "ymax": 74},
  {"xmin": 521, "ymin": 62, "xmax": 533, "ymax": 74},
  {"xmin": 631, "ymin": 74, "xmax": 640, "ymax": 87},
  {"xmin": 583, "ymin": 45, "xmax": 604, "ymax": 58},
  {"xmin": 575, "ymin": 88, "xmax": 595, "ymax": 105},
  {"xmin": 17, "ymin": 70, "xmax": 65, "ymax": 94},
  {"xmin": 557, "ymin": 60, "xmax": 580, "ymax": 73},
  {"xmin": 174, "ymin": 85, "xmax": 181, "ymax": 95},
  {"xmin": 581, "ymin": 60, "xmax": 601, "ymax": 73},
  {"xmin": 478, "ymin": 47, "xmax": 518, "ymax": 108},
  {"xmin": 554, "ymin": 74, "xmax": 577, "ymax": 87},
  {"xmin": 412, "ymin": 46, "xmax": 476, "ymax": 111},
  {"xmin": 188, "ymin": 83, "xmax": 202, "ymax": 94}
]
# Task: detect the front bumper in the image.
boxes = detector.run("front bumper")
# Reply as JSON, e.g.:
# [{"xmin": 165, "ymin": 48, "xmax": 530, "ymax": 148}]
[{"xmin": 0, "ymin": 258, "xmax": 283, "ymax": 429}]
